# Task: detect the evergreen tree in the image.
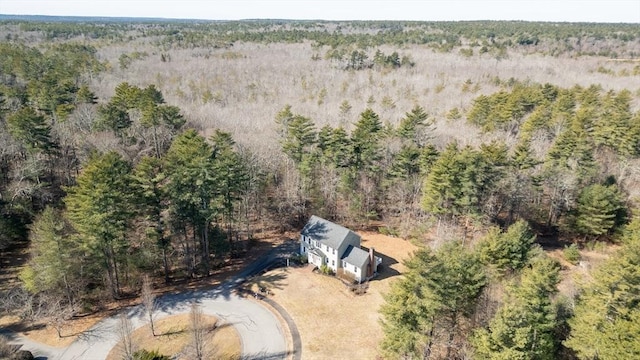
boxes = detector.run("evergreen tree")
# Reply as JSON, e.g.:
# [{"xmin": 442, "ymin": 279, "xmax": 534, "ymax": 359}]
[
  {"xmin": 388, "ymin": 145, "xmax": 421, "ymax": 180},
  {"xmin": 479, "ymin": 220, "xmax": 536, "ymax": 275},
  {"xmin": 381, "ymin": 242, "xmax": 486, "ymax": 359},
  {"xmin": 65, "ymin": 151, "xmax": 133, "ymax": 298},
  {"xmin": 132, "ymin": 156, "xmax": 170, "ymax": 283},
  {"xmin": 397, "ymin": 105, "xmax": 431, "ymax": 146},
  {"xmin": 422, "ymin": 142, "xmax": 461, "ymax": 215},
  {"xmin": 573, "ymin": 183, "xmax": 626, "ymax": 239},
  {"xmin": 318, "ymin": 126, "xmax": 351, "ymax": 168},
  {"xmin": 164, "ymin": 130, "xmax": 218, "ymax": 276},
  {"xmin": 96, "ymin": 102, "xmax": 131, "ymax": 135},
  {"xmin": 7, "ymin": 106, "xmax": 57, "ymax": 153},
  {"xmin": 351, "ymin": 108, "xmax": 383, "ymax": 171},
  {"xmin": 422, "ymin": 142, "xmax": 504, "ymax": 217},
  {"xmin": 210, "ymin": 130, "xmax": 248, "ymax": 246},
  {"xmin": 19, "ymin": 207, "xmax": 80, "ymax": 304},
  {"xmin": 564, "ymin": 220, "xmax": 640, "ymax": 359},
  {"xmin": 473, "ymin": 255, "xmax": 561, "ymax": 359},
  {"xmin": 280, "ymin": 114, "xmax": 317, "ymax": 166}
]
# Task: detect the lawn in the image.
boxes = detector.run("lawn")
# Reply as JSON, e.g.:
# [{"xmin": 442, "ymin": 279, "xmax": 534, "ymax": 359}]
[
  {"xmin": 247, "ymin": 231, "xmax": 418, "ymax": 360},
  {"xmin": 106, "ymin": 314, "xmax": 241, "ymax": 360}
]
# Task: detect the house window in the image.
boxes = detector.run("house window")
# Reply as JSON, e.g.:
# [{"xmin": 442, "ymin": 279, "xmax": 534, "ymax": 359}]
[
  {"xmin": 302, "ymin": 246, "xmax": 306, "ymax": 252},
  {"xmin": 332, "ymin": 248, "xmax": 335, "ymax": 255},
  {"xmin": 342, "ymin": 260, "xmax": 347, "ymax": 268},
  {"xmin": 332, "ymin": 260, "xmax": 335, "ymax": 266}
]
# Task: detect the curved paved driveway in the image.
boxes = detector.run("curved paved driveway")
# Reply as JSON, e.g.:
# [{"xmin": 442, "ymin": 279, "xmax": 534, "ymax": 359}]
[
  {"xmin": 5, "ymin": 241, "xmax": 301, "ymax": 360},
  {"xmin": 58, "ymin": 289, "xmax": 287, "ymax": 360}
]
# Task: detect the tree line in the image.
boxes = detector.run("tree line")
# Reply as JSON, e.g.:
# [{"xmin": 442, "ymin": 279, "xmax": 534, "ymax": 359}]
[
  {"xmin": 7, "ymin": 19, "xmax": 639, "ymax": 57},
  {"xmin": 276, "ymin": 81, "xmax": 637, "ymax": 241}
]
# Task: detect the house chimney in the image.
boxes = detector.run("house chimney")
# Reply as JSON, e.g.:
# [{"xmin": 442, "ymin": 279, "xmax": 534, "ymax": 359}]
[{"xmin": 368, "ymin": 247, "xmax": 375, "ymax": 277}]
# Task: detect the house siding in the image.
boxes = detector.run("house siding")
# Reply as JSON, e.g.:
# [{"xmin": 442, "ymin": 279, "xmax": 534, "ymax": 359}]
[
  {"xmin": 345, "ymin": 257, "xmax": 372, "ymax": 282},
  {"xmin": 300, "ymin": 216, "xmax": 380, "ymax": 281}
]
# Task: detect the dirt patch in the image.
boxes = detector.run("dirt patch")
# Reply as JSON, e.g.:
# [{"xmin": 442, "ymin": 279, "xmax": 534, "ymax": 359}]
[
  {"xmin": 248, "ymin": 232, "xmax": 418, "ymax": 360},
  {"xmin": 105, "ymin": 314, "xmax": 241, "ymax": 360},
  {"xmin": 547, "ymin": 246, "xmax": 616, "ymax": 301}
]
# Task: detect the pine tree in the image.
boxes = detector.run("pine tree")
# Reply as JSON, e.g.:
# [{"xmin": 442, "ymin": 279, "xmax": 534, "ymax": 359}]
[
  {"xmin": 65, "ymin": 151, "xmax": 133, "ymax": 298},
  {"xmin": 397, "ymin": 105, "xmax": 431, "ymax": 146},
  {"xmin": 478, "ymin": 220, "xmax": 536, "ymax": 275},
  {"xmin": 422, "ymin": 142, "xmax": 461, "ymax": 215},
  {"xmin": 280, "ymin": 114, "xmax": 317, "ymax": 166},
  {"xmin": 96, "ymin": 102, "xmax": 131, "ymax": 135},
  {"xmin": 318, "ymin": 126, "xmax": 351, "ymax": 168},
  {"xmin": 564, "ymin": 219, "xmax": 640, "ymax": 359},
  {"xmin": 19, "ymin": 207, "xmax": 80, "ymax": 305},
  {"xmin": 381, "ymin": 242, "xmax": 486, "ymax": 359},
  {"xmin": 164, "ymin": 130, "xmax": 218, "ymax": 276},
  {"xmin": 210, "ymin": 130, "xmax": 248, "ymax": 247},
  {"xmin": 473, "ymin": 255, "xmax": 561, "ymax": 360},
  {"xmin": 422, "ymin": 142, "xmax": 504, "ymax": 217},
  {"xmin": 388, "ymin": 145, "xmax": 421, "ymax": 180},
  {"xmin": 351, "ymin": 108, "xmax": 383, "ymax": 171},
  {"xmin": 573, "ymin": 183, "xmax": 626, "ymax": 239},
  {"xmin": 7, "ymin": 106, "xmax": 57, "ymax": 153},
  {"xmin": 132, "ymin": 156, "xmax": 170, "ymax": 283}
]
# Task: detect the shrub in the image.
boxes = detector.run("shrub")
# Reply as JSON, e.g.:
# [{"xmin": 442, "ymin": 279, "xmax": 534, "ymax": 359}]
[
  {"xmin": 133, "ymin": 349, "xmax": 171, "ymax": 360},
  {"xmin": 319, "ymin": 264, "xmax": 333, "ymax": 275},
  {"xmin": 289, "ymin": 253, "xmax": 308, "ymax": 265},
  {"xmin": 13, "ymin": 351, "xmax": 34, "ymax": 360},
  {"xmin": 0, "ymin": 335, "xmax": 16, "ymax": 359},
  {"xmin": 563, "ymin": 244, "xmax": 581, "ymax": 265},
  {"xmin": 378, "ymin": 226, "xmax": 399, "ymax": 237}
]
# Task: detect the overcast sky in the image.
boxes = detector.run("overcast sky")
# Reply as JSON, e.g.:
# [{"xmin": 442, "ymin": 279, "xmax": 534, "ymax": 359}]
[{"xmin": 1, "ymin": 0, "xmax": 639, "ymax": 23}]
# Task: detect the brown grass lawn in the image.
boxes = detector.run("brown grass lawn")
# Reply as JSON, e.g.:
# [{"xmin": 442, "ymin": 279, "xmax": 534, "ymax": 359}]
[
  {"xmin": 247, "ymin": 232, "xmax": 418, "ymax": 360},
  {"xmin": 106, "ymin": 314, "xmax": 241, "ymax": 360},
  {"xmin": 0, "ymin": 313, "xmax": 104, "ymax": 348}
]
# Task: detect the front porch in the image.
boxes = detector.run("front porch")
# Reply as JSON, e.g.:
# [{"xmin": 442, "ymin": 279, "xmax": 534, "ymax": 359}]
[{"xmin": 308, "ymin": 248, "xmax": 326, "ymax": 268}]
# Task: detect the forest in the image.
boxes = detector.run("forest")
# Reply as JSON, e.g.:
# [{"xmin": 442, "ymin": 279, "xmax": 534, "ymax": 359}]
[{"xmin": 0, "ymin": 18, "xmax": 639, "ymax": 359}]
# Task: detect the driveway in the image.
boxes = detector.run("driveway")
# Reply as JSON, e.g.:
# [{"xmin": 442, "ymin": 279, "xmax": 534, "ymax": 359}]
[{"xmin": 4, "ymin": 240, "xmax": 301, "ymax": 360}]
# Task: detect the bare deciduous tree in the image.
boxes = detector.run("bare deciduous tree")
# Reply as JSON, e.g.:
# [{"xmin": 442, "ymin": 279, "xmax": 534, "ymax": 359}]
[
  {"xmin": 141, "ymin": 275, "xmax": 157, "ymax": 336},
  {"xmin": 117, "ymin": 313, "xmax": 135, "ymax": 360},
  {"xmin": 44, "ymin": 297, "xmax": 73, "ymax": 339},
  {"xmin": 189, "ymin": 303, "xmax": 207, "ymax": 360}
]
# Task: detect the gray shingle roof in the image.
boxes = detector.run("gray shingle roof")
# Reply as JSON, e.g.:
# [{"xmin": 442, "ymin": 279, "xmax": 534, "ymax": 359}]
[
  {"xmin": 341, "ymin": 245, "xmax": 370, "ymax": 270},
  {"xmin": 301, "ymin": 215, "xmax": 360, "ymax": 250}
]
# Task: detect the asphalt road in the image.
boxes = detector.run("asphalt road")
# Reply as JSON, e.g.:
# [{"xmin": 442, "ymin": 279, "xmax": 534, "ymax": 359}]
[{"xmin": 3, "ymin": 240, "xmax": 301, "ymax": 360}]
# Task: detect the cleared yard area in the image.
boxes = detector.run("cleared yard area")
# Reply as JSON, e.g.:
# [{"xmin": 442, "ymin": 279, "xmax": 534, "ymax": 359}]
[
  {"xmin": 106, "ymin": 314, "xmax": 241, "ymax": 360},
  {"xmin": 248, "ymin": 232, "xmax": 418, "ymax": 360}
]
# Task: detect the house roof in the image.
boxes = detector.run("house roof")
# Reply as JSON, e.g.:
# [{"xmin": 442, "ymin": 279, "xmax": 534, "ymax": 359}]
[
  {"xmin": 301, "ymin": 215, "xmax": 360, "ymax": 250},
  {"xmin": 341, "ymin": 245, "xmax": 370, "ymax": 270}
]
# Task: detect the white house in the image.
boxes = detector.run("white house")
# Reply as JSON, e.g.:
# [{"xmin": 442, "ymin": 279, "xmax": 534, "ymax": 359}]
[{"xmin": 299, "ymin": 215, "xmax": 382, "ymax": 283}]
